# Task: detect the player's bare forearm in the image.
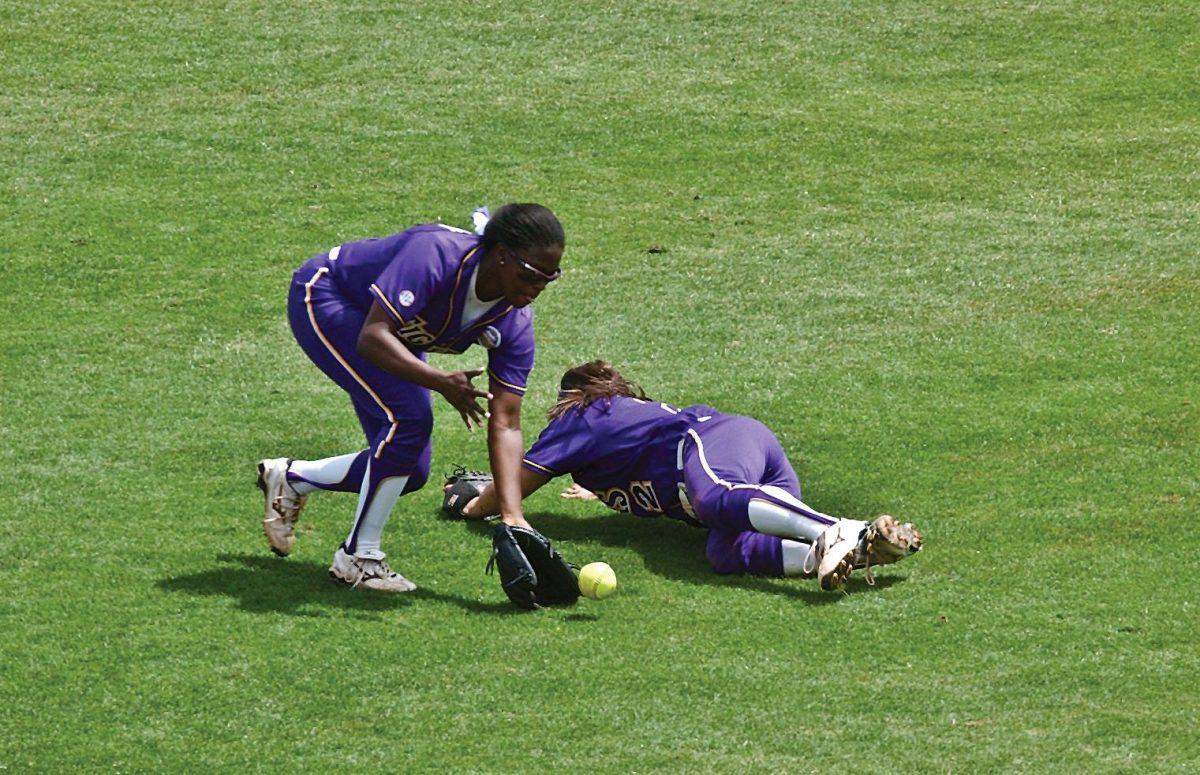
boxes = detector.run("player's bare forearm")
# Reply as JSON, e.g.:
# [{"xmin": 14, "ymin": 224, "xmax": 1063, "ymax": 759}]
[
  {"xmin": 464, "ymin": 467, "xmax": 551, "ymax": 519},
  {"xmin": 487, "ymin": 390, "xmax": 529, "ymax": 527},
  {"xmin": 489, "ymin": 436, "xmax": 526, "ymax": 525},
  {"xmin": 358, "ymin": 303, "xmax": 490, "ymax": 429},
  {"xmin": 357, "ymin": 304, "xmax": 447, "ymax": 389}
]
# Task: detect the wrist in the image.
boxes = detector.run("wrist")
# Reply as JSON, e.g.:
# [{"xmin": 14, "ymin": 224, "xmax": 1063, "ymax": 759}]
[
  {"xmin": 430, "ymin": 370, "xmax": 452, "ymax": 395},
  {"xmin": 500, "ymin": 512, "xmax": 529, "ymax": 528}
]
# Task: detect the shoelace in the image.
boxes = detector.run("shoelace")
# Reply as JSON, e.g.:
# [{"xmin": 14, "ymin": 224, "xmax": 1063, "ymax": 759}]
[
  {"xmin": 802, "ymin": 532, "xmax": 825, "ymax": 576},
  {"xmin": 271, "ymin": 494, "xmax": 305, "ymax": 521},
  {"xmin": 350, "ymin": 556, "xmax": 396, "ymax": 588},
  {"xmin": 857, "ymin": 517, "xmax": 923, "ymax": 585},
  {"xmin": 269, "ymin": 460, "xmax": 306, "ymax": 522}
]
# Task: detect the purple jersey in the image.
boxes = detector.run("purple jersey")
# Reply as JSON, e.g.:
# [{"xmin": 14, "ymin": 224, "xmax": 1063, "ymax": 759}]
[
  {"xmin": 309, "ymin": 223, "xmax": 534, "ymax": 394},
  {"xmin": 523, "ymin": 396, "xmax": 719, "ymax": 521}
]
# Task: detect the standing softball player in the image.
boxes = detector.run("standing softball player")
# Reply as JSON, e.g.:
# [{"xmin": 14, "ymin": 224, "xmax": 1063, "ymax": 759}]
[
  {"xmin": 445, "ymin": 361, "xmax": 923, "ymax": 590},
  {"xmin": 257, "ymin": 204, "xmax": 564, "ymax": 591}
]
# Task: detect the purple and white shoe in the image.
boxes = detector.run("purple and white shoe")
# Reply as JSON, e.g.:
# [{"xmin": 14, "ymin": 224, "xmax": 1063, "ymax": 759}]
[{"xmin": 257, "ymin": 458, "xmax": 307, "ymax": 557}]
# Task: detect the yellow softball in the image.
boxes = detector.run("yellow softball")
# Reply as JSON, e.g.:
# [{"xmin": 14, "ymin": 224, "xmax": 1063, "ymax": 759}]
[{"xmin": 578, "ymin": 562, "xmax": 617, "ymax": 600}]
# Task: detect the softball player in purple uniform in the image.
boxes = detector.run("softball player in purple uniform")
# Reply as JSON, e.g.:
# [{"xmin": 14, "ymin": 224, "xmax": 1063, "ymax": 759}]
[
  {"xmin": 454, "ymin": 361, "xmax": 922, "ymax": 590},
  {"xmin": 257, "ymin": 204, "xmax": 564, "ymax": 591}
]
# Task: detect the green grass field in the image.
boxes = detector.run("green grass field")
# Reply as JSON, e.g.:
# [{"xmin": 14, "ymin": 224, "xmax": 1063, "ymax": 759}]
[{"xmin": 3, "ymin": 1, "xmax": 1198, "ymax": 770}]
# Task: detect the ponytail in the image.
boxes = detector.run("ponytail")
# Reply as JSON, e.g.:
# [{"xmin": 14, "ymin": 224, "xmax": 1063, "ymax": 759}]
[{"xmin": 547, "ymin": 361, "xmax": 649, "ymax": 419}]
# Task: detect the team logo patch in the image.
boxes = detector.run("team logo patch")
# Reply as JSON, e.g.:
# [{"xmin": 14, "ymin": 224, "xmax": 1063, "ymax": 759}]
[
  {"xmin": 477, "ymin": 326, "xmax": 502, "ymax": 349},
  {"xmin": 397, "ymin": 290, "xmax": 415, "ymax": 307}
]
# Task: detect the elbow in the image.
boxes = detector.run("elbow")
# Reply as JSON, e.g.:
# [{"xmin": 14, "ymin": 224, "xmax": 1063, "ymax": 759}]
[{"xmin": 356, "ymin": 328, "xmax": 377, "ymax": 361}]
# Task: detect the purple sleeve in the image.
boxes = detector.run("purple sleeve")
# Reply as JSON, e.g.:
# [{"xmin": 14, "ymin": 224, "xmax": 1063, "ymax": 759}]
[
  {"xmin": 368, "ymin": 236, "xmax": 446, "ymax": 324},
  {"xmin": 523, "ymin": 411, "xmax": 593, "ymax": 477},
  {"xmin": 487, "ymin": 310, "xmax": 534, "ymax": 396}
]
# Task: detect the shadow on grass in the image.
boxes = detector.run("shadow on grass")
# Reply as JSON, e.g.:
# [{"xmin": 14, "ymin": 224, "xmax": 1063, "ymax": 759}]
[
  {"xmin": 444, "ymin": 511, "xmax": 906, "ymax": 605},
  {"xmin": 156, "ymin": 554, "xmax": 518, "ymax": 619}
]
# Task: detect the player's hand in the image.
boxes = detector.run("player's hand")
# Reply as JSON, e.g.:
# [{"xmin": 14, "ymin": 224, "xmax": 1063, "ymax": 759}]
[
  {"xmin": 438, "ymin": 369, "xmax": 492, "ymax": 431},
  {"xmin": 560, "ymin": 483, "xmax": 598, "ymax": 501}
]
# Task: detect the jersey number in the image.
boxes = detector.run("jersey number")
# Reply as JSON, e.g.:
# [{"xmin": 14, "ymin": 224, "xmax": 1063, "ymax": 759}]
[{"xmin": 594, "ymin": 481, "xmax": 663, "ymax": 515}]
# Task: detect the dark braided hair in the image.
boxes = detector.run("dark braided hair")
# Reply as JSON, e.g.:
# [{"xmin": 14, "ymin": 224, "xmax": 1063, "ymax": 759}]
[
  {"xmin": 481, "ymin": 203, "xmax": 565, "ymax": 252},
  {"xmin": 547, "ymin": 361, "xmax": 650, "ymax": 419}
]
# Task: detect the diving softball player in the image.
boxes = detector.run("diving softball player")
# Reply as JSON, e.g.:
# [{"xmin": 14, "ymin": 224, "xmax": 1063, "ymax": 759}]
[
  {"xmin": 257, "ymin": 204, "xmax": 564, "ymax": 591},
  {"xmin": 448, "ymin": 361, "xmax": 922, "ymax": 590}
]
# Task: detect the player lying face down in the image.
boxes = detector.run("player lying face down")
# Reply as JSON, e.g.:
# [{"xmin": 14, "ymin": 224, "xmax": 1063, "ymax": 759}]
[
  {"xmin": 255, "ymin": 204, "xmax": 564, "ymax": 592},
  {"xmin": 445, "ymin": 361, "xmax": 922, "ymax": 591}
]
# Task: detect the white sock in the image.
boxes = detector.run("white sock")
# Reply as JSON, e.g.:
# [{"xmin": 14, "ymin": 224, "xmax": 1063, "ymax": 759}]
[
  {"xmin": 289, "ymin": 452, "xmax": 364, "ymax": 495},
  {"xmin": 345, "ymin": 463, "xmax": 410, "ymax": 555},
  {"xmin": 747, "ymin": 485, "xmax": 838, "ymax": 542},
  {"xmin": 781, "ymin": 540, "xmax": 819, "ymax": 577}
]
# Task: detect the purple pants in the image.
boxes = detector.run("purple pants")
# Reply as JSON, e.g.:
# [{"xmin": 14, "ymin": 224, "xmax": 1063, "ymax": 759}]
[
  {"xmin": 681, "ymin": 415, "xmax": 830, "ymax": 577},
  {"xmin": 287, "ymin": 259, "xmax": 433, "ymax": 498}
]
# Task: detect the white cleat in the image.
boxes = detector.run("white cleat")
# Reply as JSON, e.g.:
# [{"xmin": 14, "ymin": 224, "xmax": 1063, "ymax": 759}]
[
  {"xmin": 257, "ymin": 458, "xmax": 307, "ymax": 557},
  {"xmin": 328, "ymin": 547, "xmax": 417, "ymax": 592},
  {"xmin": 809, "ymin": 520, "xmax": 866, "ymax": 591},
  {"xmin": 854, "ymin": 515, "xmax": 924, "ymax": 584}
]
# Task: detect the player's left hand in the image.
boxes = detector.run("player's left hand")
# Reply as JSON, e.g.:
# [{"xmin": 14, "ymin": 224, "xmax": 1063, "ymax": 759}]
[
  {"xmin": 486, "ymin": 523, "xmax": 580, "ymax": 610},
  {"xmin": 560, "ymin": 483, "xmax": 598, "ymax": 501}
]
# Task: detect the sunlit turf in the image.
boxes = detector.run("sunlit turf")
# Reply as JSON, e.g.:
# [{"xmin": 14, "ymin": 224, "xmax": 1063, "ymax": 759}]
[{"xmin": 1, "ymin": 1, "xmax": 1197, "ymax": 770}]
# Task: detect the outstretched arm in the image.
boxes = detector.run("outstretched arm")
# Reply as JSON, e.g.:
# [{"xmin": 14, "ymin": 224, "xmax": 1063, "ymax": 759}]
[
  {"xmin": 460, "ymin": 465, "xmax": 551, "ymax": 520},
  {"xmin": 484, "ymin": 388, "xmax": 549, "ymax": 527}
]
